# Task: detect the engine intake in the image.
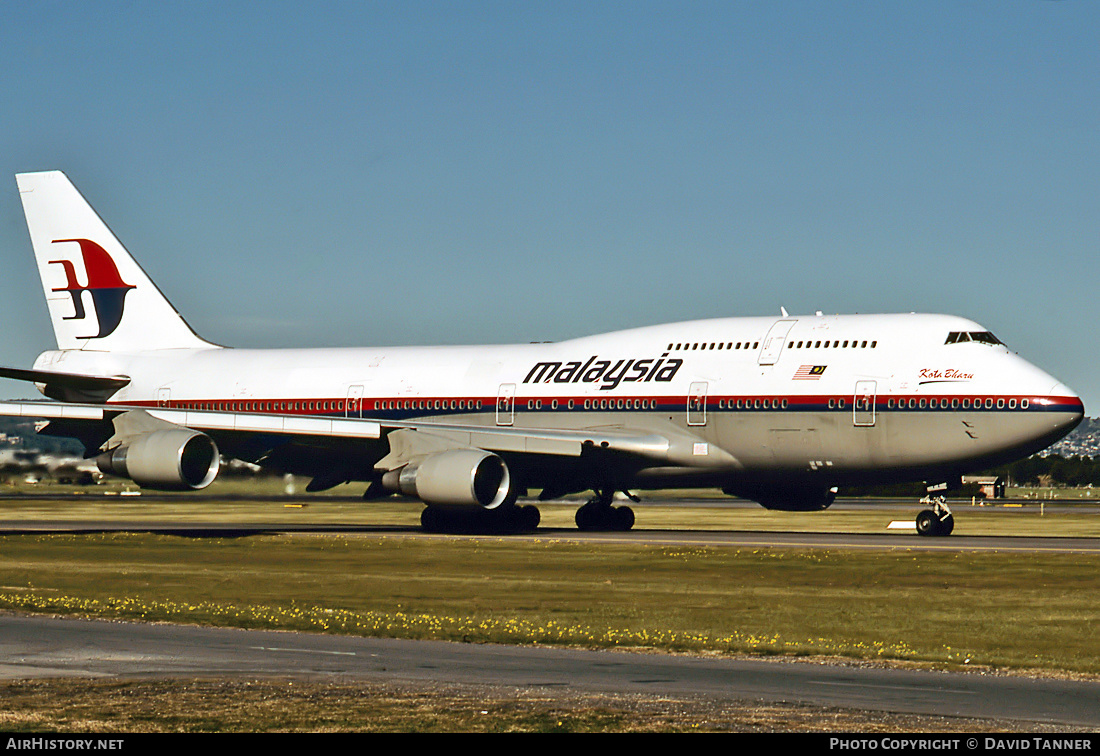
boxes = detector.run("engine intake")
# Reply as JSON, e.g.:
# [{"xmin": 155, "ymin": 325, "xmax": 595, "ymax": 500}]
[
  {"xmin": 97, "ymin": 429, "xmax": 220, "ymax": 490},
  {"xmin": 383, "ymin": 449, "xmax": 514, "ymax": 509}
]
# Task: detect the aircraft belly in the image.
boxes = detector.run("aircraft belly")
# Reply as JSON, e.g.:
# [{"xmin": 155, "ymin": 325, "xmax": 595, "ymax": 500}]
[{"xmin": 709, "ymin": 408, "xmax": 1077, "ymax": 480}]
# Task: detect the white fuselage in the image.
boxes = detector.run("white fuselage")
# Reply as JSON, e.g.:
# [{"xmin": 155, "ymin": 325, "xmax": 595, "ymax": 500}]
[{"xmin": 33, "ymin": 312, "xmax": 1083, "ymax": 492}]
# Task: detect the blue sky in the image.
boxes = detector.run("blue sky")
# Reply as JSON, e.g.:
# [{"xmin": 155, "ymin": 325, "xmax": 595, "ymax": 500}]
[{"xmin": 1, "ymin": 2, "xmax": 1098, "ymax": 410}]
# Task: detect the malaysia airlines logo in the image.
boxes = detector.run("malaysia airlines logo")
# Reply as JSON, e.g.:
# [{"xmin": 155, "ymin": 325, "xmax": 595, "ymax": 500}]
[{"xmin": 49, "ymin": 238, "xmax": 135, "ymax": 339}]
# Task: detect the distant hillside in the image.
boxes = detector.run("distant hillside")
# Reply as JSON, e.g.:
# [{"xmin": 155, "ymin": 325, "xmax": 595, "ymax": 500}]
[
  {"xmin": 1045, "ymin": 417, "xmax": 1100, "ymax": 458},
  {"xmin": 0, "ymin": 413, "xmax": 85, "ymax": 455}
]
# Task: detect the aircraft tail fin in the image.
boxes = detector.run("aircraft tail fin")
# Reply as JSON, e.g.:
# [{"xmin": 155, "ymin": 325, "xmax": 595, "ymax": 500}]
[{"xmin": 15, "ymin": 171, "xmax": 216, "ymax": 352}]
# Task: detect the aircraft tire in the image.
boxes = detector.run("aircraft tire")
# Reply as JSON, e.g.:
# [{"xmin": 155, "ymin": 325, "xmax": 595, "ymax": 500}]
[
  {"xmin": 575, "ymin": 503, "xmax": 634, "ymax": 531},
  {"xmin": 916, "ymin": 509, "xmax": 954, "ymax": 537},
  {"xmin": 575, "ymin": 503, "xmax": 596, "ymax": 530},
  {"xmin": 611, "ymin": 505, "xmax": 635, "ymax": 531},
  {"xmin": 937, "ymin": 513, "xmax": 955, "ymax": 536},
  {"xmin": 915, "ymin": 509, "xmax": 938, "ymax": 537},
  {"xmin": 511, "ymin": 504, "xmax": 541, "ymax": 532},
  {"xmin": 421, "ymin": 506, "xmax": 445, "ymax": 533}
]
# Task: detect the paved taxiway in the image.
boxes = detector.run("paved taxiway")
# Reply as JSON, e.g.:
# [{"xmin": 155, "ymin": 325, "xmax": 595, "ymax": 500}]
[{"xmin": 2, "ymin": 613, "xmax": 1098, "ymax": 728}]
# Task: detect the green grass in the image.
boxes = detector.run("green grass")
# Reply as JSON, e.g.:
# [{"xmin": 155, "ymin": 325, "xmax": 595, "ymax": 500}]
[{"xmin": 1, "ymin": 529, "xmax": 1098, "ymax": 674}]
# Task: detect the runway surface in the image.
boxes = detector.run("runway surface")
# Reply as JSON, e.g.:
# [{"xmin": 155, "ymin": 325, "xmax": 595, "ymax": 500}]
[
  {"xmin": 2, "ymin": 519, "xmax": 1099, "ymax": 555},
  {"xmin": 1, "ymin": 613, "xmax": 1098, "ymax": 728},
  {"xmin": 2, "ymin": 494, "xmax": 1098, "ymax": 552}
]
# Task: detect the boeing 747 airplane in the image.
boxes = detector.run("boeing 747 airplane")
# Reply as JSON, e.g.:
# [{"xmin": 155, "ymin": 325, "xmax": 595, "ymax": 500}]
[{"xmin": 0, "ymin": 171, "xmax": 1084, "ymax": 535}]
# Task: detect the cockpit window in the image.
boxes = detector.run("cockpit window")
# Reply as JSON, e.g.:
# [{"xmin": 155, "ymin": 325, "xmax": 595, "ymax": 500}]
[{"xmin": 945, "ymin": 331, "xmax": 1004, "ymax": 346}]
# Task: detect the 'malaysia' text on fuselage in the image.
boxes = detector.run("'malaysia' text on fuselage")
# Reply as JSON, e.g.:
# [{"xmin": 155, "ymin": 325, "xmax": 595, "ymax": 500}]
[{"xmin": 523, "ymin": 353, "xmax": 684, "ymax": 390}]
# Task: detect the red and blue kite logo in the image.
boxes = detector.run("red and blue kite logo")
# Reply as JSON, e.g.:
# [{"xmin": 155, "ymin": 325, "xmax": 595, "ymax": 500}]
[{"xmin": 49, "ymin": 239, "xmax": 135, "ymax": 339}]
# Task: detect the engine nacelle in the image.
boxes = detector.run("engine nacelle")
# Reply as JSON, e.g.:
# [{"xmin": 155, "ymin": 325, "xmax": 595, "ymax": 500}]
[
  {"xmin": 97, "ymin": 429, "xmax": 220, "ymax": 490},
  {"xmin": 726, "ymin": 485, "xmax": 838, "ymax": 512},
  {"xmin": 383, "ymin": 449, "xmax": 514, "ymax": 510}
]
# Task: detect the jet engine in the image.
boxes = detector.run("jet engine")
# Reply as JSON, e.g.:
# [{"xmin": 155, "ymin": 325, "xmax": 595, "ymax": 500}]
[
  {"xmin": 97, "ymin": 429, "xmax": 220, "ymax": 490},
  {"xmin": 383, "ymin": 449, "xmax": 515, "ymax": 509}
]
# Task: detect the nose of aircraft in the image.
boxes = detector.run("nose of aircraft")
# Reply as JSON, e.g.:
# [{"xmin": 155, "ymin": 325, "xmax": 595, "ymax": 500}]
[
  {"xmin": 1050, "ymin": 381, "xmax": 1080, "ymax": 399},
  {"xmin": 1048, "ymin": 381, "xmax": 1085, "ymax": 433}
]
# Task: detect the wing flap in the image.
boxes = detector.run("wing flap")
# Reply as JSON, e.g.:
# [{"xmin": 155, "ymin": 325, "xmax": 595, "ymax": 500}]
[
  {"xmin": 0, "ymin": 401, "xmax": 108, "ymax": 421},
  {"xmin": 145, "ymin": 408, "xmax": 382, "ymax": 439}
]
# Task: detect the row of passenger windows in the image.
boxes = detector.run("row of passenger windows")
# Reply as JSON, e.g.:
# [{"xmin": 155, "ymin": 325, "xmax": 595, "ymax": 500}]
[
  {"xmin": 792, "ymin": 339, "xmax": 876, "ymax": 349},
  {"xmin": 713, "ymin": 397, "xmax": 1029, "ymax": 411},
  {"xmin": 176, "ymin": 399, "xmax": 486, "ymax": 413},
  {"xmin": 888, "ymin": 397, "xmax": 1028, "ymax": 410},
  {"xmin": 667, "ymin": 341, "xmax": 759, "ymax": 351},
  {"xmin": 376, "ymin": 399, "xmax": 482, "ymax": 411},
  {"xmin": 178, "ymin": 401, "xmax": 323, "ymax": 412},
  {"xmin": 524, "ymin": 398, "xmax": 658, "ymax": 411},
  {"xmin": 718, "ymin": 398, "xmax": 788, "ymax": 410},
  {"xmin": 176, "ymin": 395, "xmax": 1030, "ymax": 414},
  {"xmin": 665, "ymin": 339, "xmax": 877, "ymax": 351}
]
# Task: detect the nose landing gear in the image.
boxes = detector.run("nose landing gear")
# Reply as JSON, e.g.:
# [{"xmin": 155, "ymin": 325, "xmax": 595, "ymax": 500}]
[{"xmin": 915, "ymin": 495, "xmax": 954, "ymax": 537}]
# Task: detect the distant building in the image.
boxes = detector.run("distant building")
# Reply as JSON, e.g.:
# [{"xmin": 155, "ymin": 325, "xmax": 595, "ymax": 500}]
[{"xmin": 963, "ymin": 475, "xmax": 1005, "ymax": 499}]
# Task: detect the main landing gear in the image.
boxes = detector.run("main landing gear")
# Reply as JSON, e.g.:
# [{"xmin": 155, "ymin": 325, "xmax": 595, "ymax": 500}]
[
  {"xmin": 915, "ymin": 495, "xmax": 954, "ymax": 537},
  {"xmin": 575, "ymin": 489, "xmax": 636, "ymax": 531}
]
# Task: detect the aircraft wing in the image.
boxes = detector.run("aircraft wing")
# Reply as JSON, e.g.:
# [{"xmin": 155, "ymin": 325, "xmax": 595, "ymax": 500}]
[{"xmin": 0, "ymin": 400, "xmax": 692, "ymax": 467}]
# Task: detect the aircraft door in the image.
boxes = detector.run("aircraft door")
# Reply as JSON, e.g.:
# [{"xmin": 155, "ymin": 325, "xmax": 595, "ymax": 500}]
[
  {"xmin": 854, "ymin": 380, "xmax": 876, "ymax": 427},
  {"xmin": 687, "ymin": 381, "xmax": 708, "ymax": 426},
  {"xmin": 758, "ymin": 320, "xmax": 797, "ymax": 365},
  {"xmin": 345, "ymin": 384, "xmax": 364, "ymax": 418},
  {"xmin": 496, "ymin": 383, "xmax": 515, "ymax": 426}
]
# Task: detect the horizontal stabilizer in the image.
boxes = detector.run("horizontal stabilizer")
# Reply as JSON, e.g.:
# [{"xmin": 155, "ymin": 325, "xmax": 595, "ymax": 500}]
[{"xmin": 0, "ymin": 366, "xmax": 130, "ymax": 403}]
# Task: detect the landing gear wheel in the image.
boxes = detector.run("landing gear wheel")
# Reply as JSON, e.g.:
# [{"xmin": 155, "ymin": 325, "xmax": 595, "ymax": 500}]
[
  {"xmin": 915, "ymin": 509, "xmax": 938, "ymax": 537},
  {"xmin": 937, "ymin": 513, "xmax": 954, "ymax": 536},
  {"xmin": 611, "ymin": 505, "xmax": 635, "ymax": 531},
  {"xmin": 575, "ymin": 490, "xmax": 635, "ymax": 531},
  {"xmin": 915, "ymin": 497, "xmax": 955, "ymax": 537},
  {"xmin": 575, "ymin": 502, "xmax": 599, "ymax": 530},
  {"xmin": 510, "ymin": 504, "xmax": 541, "ymax": 532},
  {"xmin": 421, "ymin": 506, "xmax": 445, "ymax": 533}
]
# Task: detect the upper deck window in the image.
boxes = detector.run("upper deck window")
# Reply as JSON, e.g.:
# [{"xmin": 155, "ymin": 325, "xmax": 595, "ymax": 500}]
[{"xmin": 945, "ymin": 331, "xmax": 1004, "ymax": 346}]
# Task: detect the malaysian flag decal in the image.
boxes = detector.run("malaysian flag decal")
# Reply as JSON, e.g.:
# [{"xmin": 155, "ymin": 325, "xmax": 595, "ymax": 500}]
[{"xmin": 793, "ymin": 365, "xmax": 827, "ymax": 380}]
